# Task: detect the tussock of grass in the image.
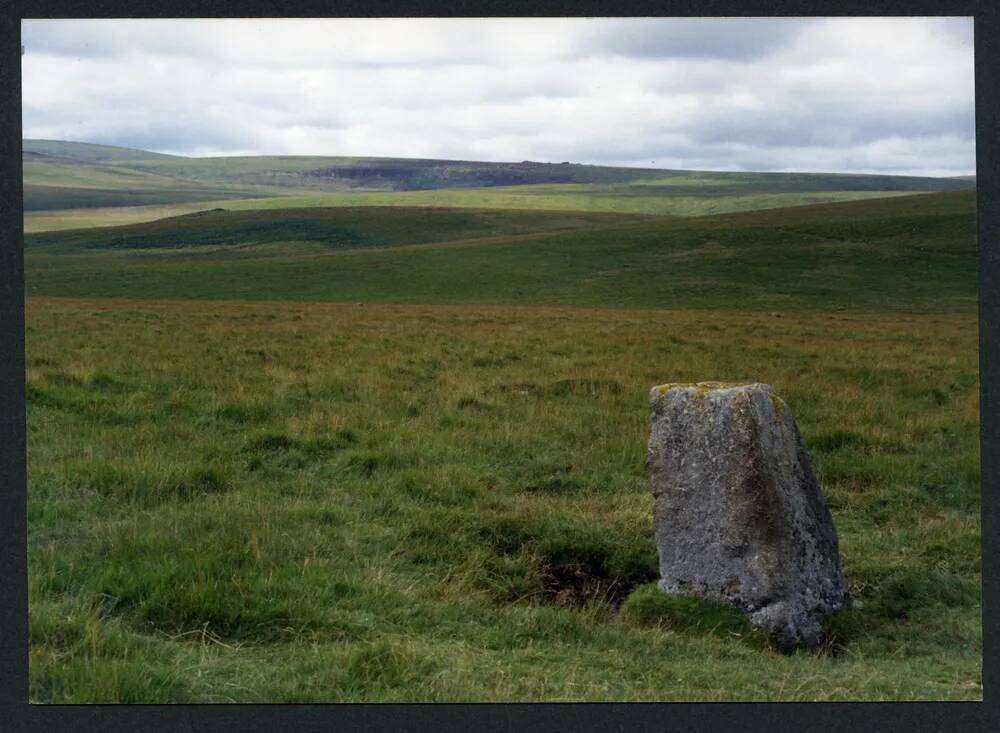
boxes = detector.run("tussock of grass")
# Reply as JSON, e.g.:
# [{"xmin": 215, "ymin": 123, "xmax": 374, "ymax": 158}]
[
  {"xmin": 620, "ymin": 584, "xmax": 762, "ymax": 639},
  {"xmin": 30, "ymin": 598, "xmax": 192, "ymax": 703},
  {"xmin": 66, "ymin": 460, "xmax": 232, "ymax": 507},
  {"xmin": 26, "ymin": 375, "xmax": 136, "ymax": 426},
  {"xmin": 866, "ymin": 571, "xmax": 980, "ymax": 620}
]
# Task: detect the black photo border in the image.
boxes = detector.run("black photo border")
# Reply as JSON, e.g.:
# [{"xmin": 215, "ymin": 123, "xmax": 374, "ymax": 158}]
[{"xmin": 1, "ymin": 2, "xmax": 996, "ymax": 731}]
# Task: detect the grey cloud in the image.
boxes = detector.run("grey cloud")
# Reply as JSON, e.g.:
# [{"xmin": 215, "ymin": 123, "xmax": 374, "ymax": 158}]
[
  {"xmin": 684, "ymin": 109, "xmax": 974, "ymax": 150},
  {"xmin": 936, "ymin": 16, "xmax": 975, "ymax": 47},
  {"xmin": 22, "ymin": 21, "xmax": 201, "ymax": 60},
  {"xmin": 577, "ymin": 18, "xmax": 809, "ymax": 61},
  {"xmin": 21, "ymin": 20, "xmax": 491, "ymax": 69}
]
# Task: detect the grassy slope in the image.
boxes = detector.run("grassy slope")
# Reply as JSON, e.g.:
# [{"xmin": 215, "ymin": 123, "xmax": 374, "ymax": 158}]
[
  {"xmin": 23, "ymin": 185, "xmax": 289, "ymax": 212},
  {"xmin": 24, "ymin": 189, "xmax": 922, "ymax": 233},
  {"xmin": 24, "ymin": 139, "xmax": 181, "ymax": 162},
  {"xmin": 25, "ymin": 191, "xmax": 978, "ymax": 313},
  {"xmin": 23, "ymin": 141, "xmax": 315, "ymax": 212},
  {"xmin": 117, "ymin": 156, "xmax": 978, "ymax": 193},
  {"xmin": 26, "ymin": 299, "xmax": 980, "ymax": 701},
  {"xmin": 26, "ymin": 206, "xmax": 650, "ymax": 254},
  {"xmin": 23, "ymin": 139, "xmax": 974, "ymax": 230}
]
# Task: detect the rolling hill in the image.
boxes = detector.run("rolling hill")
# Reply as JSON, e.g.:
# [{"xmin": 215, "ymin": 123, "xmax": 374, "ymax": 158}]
[
  {"xmin": 23, "ymin": 140, "xmax": 976, "ymax": 230},
  {"xmin": 25, "ymin": 190, "xmax": 977, "ymax": 313}
]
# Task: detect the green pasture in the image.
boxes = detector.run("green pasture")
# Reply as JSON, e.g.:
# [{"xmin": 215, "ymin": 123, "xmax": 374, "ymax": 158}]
[
  {"xmin": 26, "ymin": 300, "xmax": 981, "ymax": 702},
  {"xmin": 25, "ymin": 192, "xmax": 977, "ymax": 314}
]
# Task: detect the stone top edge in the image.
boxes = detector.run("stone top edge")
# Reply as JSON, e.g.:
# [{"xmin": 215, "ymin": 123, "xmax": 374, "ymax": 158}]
[{"xmin": 650, "ymin": 381, "xmax": 774, "ymax": 398}]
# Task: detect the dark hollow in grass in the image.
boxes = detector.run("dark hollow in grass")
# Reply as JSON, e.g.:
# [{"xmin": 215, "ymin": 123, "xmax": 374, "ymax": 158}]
[
  {"xmin": 540, "ymin": 561, "xmax": 652, "ymax": 608},
  {"xmin": 474, "ymin": 515, "xmax": 658, "ymax": 608}
]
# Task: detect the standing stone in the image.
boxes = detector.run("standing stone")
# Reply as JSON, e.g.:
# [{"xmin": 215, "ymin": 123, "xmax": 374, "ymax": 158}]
[{"xmin": 648, "ymin": 382, "xmax": 846, "ymax": 648}]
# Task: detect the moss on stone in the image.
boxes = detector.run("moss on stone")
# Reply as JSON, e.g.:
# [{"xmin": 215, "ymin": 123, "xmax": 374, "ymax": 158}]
[{"xmin": 652, "ymin": 381, "xmax": 758, "ymax": 399}]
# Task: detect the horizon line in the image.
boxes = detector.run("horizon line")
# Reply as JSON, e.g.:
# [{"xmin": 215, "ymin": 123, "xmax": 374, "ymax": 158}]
[{"xmin": 22, "ymin": 138, "xmax": 977, "ymax": 180}]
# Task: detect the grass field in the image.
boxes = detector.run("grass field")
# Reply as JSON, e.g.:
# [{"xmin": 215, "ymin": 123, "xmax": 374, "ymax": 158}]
[
  {"xmin": 26, "ymin": 206, "xmax": 649, "ymax": 254},
  {"xmin": 26, "ymin": 299, "xmax": 980, "ymax": 702},
  {"xmin": 23, "ymin": 145, "xmax": 981, "ymax": 702},
  {"xmin": 25, "ymin": 192, "xmax": 977, "ymax": 313},
  {"xmin": 25, "ymin": 189, "xmax": 924, "ymax": 233}
]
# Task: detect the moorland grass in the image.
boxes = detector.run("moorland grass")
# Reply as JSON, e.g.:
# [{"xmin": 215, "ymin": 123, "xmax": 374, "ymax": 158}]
[
  {"xmin": 26, "ymin": 298, "xmax": 980, "ymax": 702},
  {"xmin": 26, "ymin": 206, "xmax": 648, "ymax": 253},
  {"xmin": 25, "ymin": 188, "xmax": 928, "ymax": 233},
  {"xmin": 23, "ymin": 181, "xmax": 981, "ymax": 702},
  {"xmin": 25, "ymin": 192, "xmax": 977, "ymax": 313},
  {"xmin": 22, "ymin": 184, "xmax": 288, "ymax": 212}
]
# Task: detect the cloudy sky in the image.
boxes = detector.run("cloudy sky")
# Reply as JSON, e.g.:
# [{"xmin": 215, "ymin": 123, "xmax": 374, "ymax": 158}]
[{"xmin": 21, "ymin": 17, "xmax": 975, "ymax": 176}]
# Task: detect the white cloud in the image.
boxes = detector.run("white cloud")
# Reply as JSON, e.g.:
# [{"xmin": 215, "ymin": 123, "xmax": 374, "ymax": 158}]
[{"xmin": 21, "ymin": 17, "xmax": 976, "ymax": 175}]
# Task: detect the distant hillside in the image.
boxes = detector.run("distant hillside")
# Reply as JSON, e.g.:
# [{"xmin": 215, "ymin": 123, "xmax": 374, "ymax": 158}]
[
  {"xmin": 21, "ymin": 139, "xmax": 976, "ymax": 223},
  {"xmin": 24, "ymin": 139, "xmax": 181, "ymax": 163},
  {"xmin": 24, "ymin": 139, "xmax": 976, "ymax": 194}
]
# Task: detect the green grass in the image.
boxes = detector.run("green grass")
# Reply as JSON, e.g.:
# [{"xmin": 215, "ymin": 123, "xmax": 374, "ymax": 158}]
[
  {"xmin": 145, "ymin": 185, "xmax": 919, "ymax": 217},
  {"xmin": 23, "ymin": 188, "xmax": 937, "ymax": 233},
  {"xmin": 23, "ymin": 139, "xmax": 973, "ymax": 231},
  {"xmin": 23, "ymin": 169, "xmax": 981, "ymax": 701},
  {"xmin": 26, "ymin": 299, "xmax": 981, "ymax": 701},
  {"xmin": 24, "ymin": 160, "xmax": 196, "ymax": 189},
  {"xmin": 26, "ymin": 206, "xmax": 647, "ymax": 253},
  {"xmin": 23, "ymin": 184, "xmax": 287, "ymax": 212},
  {"xmin": 25, "ymin": 192, "xmax": 977, "ymax": 313},
  {"xmin": 24, "ymin": 201, "xmax": 275, "ymax": 233},
  {"xmin": 23, "ymin": 141, "xmax": 322, "ymax": 212}
]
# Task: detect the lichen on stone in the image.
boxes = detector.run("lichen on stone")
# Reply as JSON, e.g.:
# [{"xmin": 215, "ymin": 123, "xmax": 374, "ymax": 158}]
[{"xmin": 652, "ymin": 381, "xmax": 763, "ymax": 400}]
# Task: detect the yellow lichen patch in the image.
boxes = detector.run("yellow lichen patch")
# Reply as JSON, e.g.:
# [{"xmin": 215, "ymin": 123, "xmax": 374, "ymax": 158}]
[{"xmin": 652, "ymin": 381, "xmax": 757, "ymax": 399}]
